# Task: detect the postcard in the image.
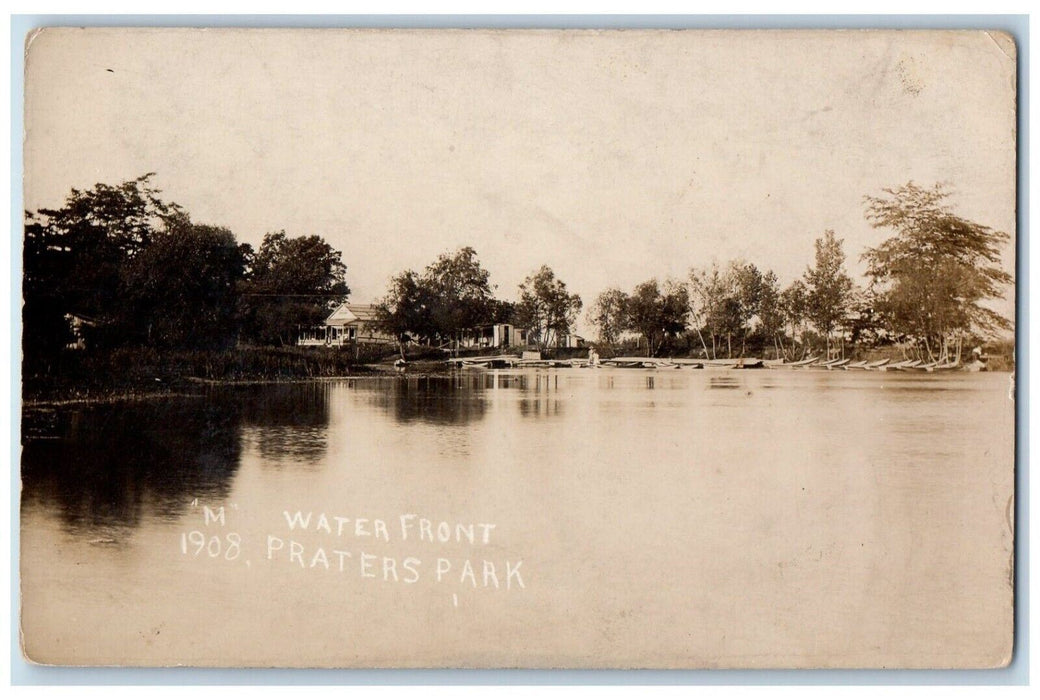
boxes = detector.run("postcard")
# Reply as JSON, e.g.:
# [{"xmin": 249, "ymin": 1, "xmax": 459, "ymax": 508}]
[{"xmin": 20, "ymin": 28, "xmax": 1017, "ymax": 668}]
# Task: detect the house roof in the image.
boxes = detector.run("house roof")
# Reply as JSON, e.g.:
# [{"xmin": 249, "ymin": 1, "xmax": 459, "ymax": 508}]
[{"xmin": 325, "ymin": 303, "xmax": 380, "ymax": 326}]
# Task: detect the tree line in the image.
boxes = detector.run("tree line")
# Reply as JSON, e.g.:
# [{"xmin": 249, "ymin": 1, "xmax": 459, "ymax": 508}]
[
  {"xmin": 377, "ymin": 255, "xmax": 583, "ymax": 352},
  {"xmin": 585, "ymin": 183, "xmax": 1011, "ymax": 361},
  {"xmin": 23, "ymin": 174, "xmax": 348, "ymax": 375},
  {"xmin": 589, "ymin": 229, "xmax": 855, "ymax": 360},
  {"xmin": 378, "ymin": 182, "xmax": 1011, "ymax": 363},
  {"xmin": 23, "ymin": 175, "xmax": 1012, "ymax": 374}
]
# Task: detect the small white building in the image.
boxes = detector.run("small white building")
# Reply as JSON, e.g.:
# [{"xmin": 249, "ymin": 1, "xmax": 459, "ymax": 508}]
[
  {"xmin": 459, "ymin": 323, "xmax": 526, "ymax": 349},
  {"xmin": 298, "ymin": 303, "xmax": 396, "ymax": 347},
  {"xmin": 559, "ymin": 333, "xmax": 586, "ymax": 349}
]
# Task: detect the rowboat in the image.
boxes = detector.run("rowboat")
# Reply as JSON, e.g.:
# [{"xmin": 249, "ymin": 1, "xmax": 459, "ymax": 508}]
[
  {"xmin": 845, "ymin": 360, "xmax": 869, "ymax": 370},
  {"xmin": 701, "ymin": 358, "xmax": 764, "ymax": 369},
  {"xmin": 785, "ymin": 356, "xmax": 820, "ymax": 368},
  {"xmin": 600, "ymin": 357, "xmax": 658, "ymax": 368},
  {"xmin": 863, "ymin": 358, "xmax": 891, "ymax": 370},
  {"xmin": 446, "ymin": 355, "xmax": 520, "ymax": 369},
  {"xmin": 882, "ymin": 359, "xmax": 922, "ymax": 371},
  {"xmin": 601, "ymin": 357, "xmax": 693, "ymax": 369}
]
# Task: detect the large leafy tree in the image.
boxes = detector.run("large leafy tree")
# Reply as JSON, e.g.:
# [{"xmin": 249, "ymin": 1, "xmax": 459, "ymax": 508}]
[
  {"xmin": 780, "ymin": 279, "xmax": 810, "ymax": 359},
  {"xmin": 378, "ymin": 247, "xmax": 499, "ymax": 347},
  {"xmin": 625, "ymin": 278, "xmax": 689, "ymax": 356},
  {"xmin": 487, "ymin": 298, "xmax": 517, "ymax": 325},
  {"xmin": 425, "ymin": 246, "xmax": 496, "ymax": 344},
  {"xmin": 757, "ymin": 269, "xmax": 785, "ymax": 359},
  {"xmin": 121, "ymin": 222, "xmax": 249, "ymax": 349},
  {"xmin": 732, "ymin": 263, "xmax": 764, "ymax": 325},
  {"xmin": 688, "ymin": 262, "xmax": 762, "ymax": 358},
  {"xmin": 862, "ymin": 182, "xmax": 1012, "ymax": 361},
  {"xmin": 378, "ymin": 269, "xmax": 436, "ymax": 345},
  {"xmin": 240, "ymin": 231, "xmax": 349, "ymax": 345},
  {"xmin": 842, "ymin": 283, "xmax": 883, "ymax": 349},
  {"xmin": 688, "ymin": 263, "xmax": 732, "ymax": 359},
  {"xmin": 587, "ymin": 288, "xmax": 630, "ymax": 347},
  {"xmin": 23, "ymin": 174, "xmax": 182, "ymax": 362},
  {"xmin": 804, "ymin": 230, "xmax": 853, "ymax": 356},
  {"xmin": 712, "ymin": 296, "xmax": 745, "ymax": 359},
  {"xmin": 729, "ymin": 262, "xmax": 778, "ymax": 357},
  {"xmin": 515, "ymin": 265, "xmax": 583, "ymax": 350}
]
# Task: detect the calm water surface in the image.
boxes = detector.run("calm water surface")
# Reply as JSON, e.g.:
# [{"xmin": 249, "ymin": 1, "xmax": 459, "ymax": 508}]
[{"xmin": 20, "ymin": 369, "xmax": 1015, "ymax": 667}]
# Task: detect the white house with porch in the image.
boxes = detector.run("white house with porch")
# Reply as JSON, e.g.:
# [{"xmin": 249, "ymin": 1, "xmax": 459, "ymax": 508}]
[{"xmin": 297, "ymin": 303, "xmax": 396, "ymax": 347}]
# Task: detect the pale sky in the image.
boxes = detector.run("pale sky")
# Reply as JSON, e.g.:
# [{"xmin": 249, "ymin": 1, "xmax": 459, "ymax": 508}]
[{"xmin": 24, "ymin": 29, "xmax": 1017, "ymax": 331}]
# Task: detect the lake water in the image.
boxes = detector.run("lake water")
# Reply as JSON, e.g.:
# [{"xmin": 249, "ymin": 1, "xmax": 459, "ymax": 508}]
[{"xmin": 20, "ymin": 368, "xmax": 1015, "ymax": 668}]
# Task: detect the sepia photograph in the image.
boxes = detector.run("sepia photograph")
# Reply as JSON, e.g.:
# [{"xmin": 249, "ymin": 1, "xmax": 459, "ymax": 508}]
[{"xmin": 19, "ymin": 27, "xmax": 1017, "ymax": 669}]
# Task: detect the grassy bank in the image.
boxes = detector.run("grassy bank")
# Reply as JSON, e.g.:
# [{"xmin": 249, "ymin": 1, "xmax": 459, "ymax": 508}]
[{"xmin": 22, "ymin": 344, "xmax": 404, "ymax": 404}]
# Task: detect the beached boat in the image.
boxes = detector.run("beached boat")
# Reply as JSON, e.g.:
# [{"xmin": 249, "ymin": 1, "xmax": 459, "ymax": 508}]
[
  {"xmin": 863, "ymin": 358, "xmax": 891, "ymax": 370},
  {"xmin": 784, "ymin": 356, "xmax": 820, "ymax": 368},
  {"xmin": 845, "ymin": 360, "xmax": 869, "ymax": 370},
  {"xmin": 601, "ymin": 357, "xmax": 762, "ymax": 370},
  {"xmin": 670, "ymin": 358, "xmax": 705, "ymax": 369},
  {"xmin": 700, "ymin": 358, "xmax": 764, "ymax": 369},
  {"xmin": 602, "ymin": 357, "xmax": 671, "ymax": 369},
  {"xmin": 600, "ymin": 357, "xmax": 652, "ymax": 368},
  {"xmin": 824, "ymin": 358, "xmax": 851, "ymax": 369},
  {"xmin": 880, "ymin": 359, "xmax": 921, "ymax": 371},
  {"xmin": 446, "ymin": 355, "xmax": 520, "ymax": 369}
]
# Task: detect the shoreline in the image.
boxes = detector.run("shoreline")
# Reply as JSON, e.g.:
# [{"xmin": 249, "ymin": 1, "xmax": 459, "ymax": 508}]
[
  {"xmin": 19, "ymin": 363, "xmax": 455, "ymax": 409},
  {"xmin": 21, "ymin": 361, "xmax": 1012, "ymax": 411}
]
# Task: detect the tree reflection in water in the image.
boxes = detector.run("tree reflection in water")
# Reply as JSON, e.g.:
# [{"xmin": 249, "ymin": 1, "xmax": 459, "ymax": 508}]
[
  {"xmin": 238, "ymin": 382, "xmax": 333, "ymax": 467},
  {"xmin": 359, "ymin": 375, "xmax": 490, "ymax": 426},
  {"xmin": 22, "ymin": 397, "xmax": 244, "ymax": 538},
  {"xmin": 21, "ymin": 383, "xmax": 339, "ymax": 536}
]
